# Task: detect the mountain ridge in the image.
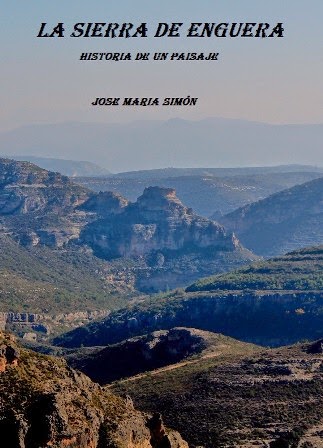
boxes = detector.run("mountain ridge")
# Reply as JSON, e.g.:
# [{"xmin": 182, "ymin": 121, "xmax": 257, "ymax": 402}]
[
  {"xmin": 76, "ymin": 170, "xmax": 323, "ymax": 218},
  {"xmin": 1, "ymin": 119, "xmax": 323, "ymax": 171},
  {"xmin": 219, "ymin": 176, "xmax": 323, "ymax": 256}
]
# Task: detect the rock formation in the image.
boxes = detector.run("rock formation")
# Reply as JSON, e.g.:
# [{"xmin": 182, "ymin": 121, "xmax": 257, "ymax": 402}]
[
  {"xmin": 0, "ymin": 158, "xmax": 256, "ymax": 301},
  {"xmin": 79, "ymin": 191, "xmax": 129, "ymax": 217},
  {"xmin": 0, "ymin": 332, "xmax": 188, "ymax": 448},
  {"xmin": 80, "ymin": 186, "xmax": 256, "ymax": 290},
  {"xmin": 0, "ymin": 158, "xmax": 89, "ymax": 215},
  {"xmin": 0, "ymin": 333, "xmax": 19, "ymax": 372},
  {"xmin": 81, "ymin": 186, "xmax": 241, "ymax": 259}
]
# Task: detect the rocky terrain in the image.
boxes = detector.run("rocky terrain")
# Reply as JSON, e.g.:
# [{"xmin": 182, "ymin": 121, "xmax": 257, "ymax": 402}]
[
  {"xmin": 113, "ymin": 339, "xmax": 323, "ymax": 448},
  {"xmin": 80, "ymin": 186, "xmax": 257, "ymax": 291},
  {"xmin": 53, "ymin": 246, "xmax": 323, "ymax": 348},
  {"xmin": 76, "ymin": 170, "xmax": 323, "ymax": 219},
  {"xmin": 64, "ymin": 328, "xmax": 257, "ymax": 384},
  {"xmin": 0, "ymin": 331, "xmax": 188, "ymax": 448},
  {"xmin": 0, "ymin": 158, "xmax": 256, "ymax": 306},
  {"xmin": 0, "ymin": 157, "xmax": 92, "ymax": 247},
  {"xmin": 219, "ymin": 177, "xmax": 323, "ymax": 256}
]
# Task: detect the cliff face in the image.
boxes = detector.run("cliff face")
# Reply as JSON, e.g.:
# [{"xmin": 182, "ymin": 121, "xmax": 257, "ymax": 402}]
[
  {"xmin": 81, "ymin": 186, "xmax": 240, "ymax": 258},
  {"xmin": 79, "ymin": 191, "xmax": 129, "ymax": 217},
  {"xmin": 0, "ymin": 159, "xmax": 256, "ymax": 299},
  {"xmin": 79, "ymin": 187, "xmax": 256, "ymax": 291},
  {"xmin": 0, "ymin": 332, "xmax": 188, "ymax": 448},
  {"xmin": 0, "ymin": 158, "xmax": 93, "ymax": 248},
  {"xmin": 0, "ymin": 158, "xmax": 90, "ymax": 215},
  {"xmin": 54, "ymin": 290, "xmax": 323, "ymax": 349}
]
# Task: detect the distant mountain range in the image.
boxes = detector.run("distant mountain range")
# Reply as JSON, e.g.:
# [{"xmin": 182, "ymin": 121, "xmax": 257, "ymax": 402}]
[
  {"xmin": 113, "ymin": 165, "xmax": 323, "ymax": 179},
  {"xmin": 1, "ymin": 118, "xmax": 323, "ymax": 171}
]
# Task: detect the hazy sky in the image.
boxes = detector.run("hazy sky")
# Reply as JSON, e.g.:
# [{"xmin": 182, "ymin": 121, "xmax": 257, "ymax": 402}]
[{"xmin": 1, "ymin": 1, "xmax": 323, "ymax": 131}]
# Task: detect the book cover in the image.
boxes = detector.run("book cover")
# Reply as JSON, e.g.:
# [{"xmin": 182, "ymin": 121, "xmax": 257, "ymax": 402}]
[{"xmin": 0, "ymin": 2, "xmax": 323, "ymax": 447}]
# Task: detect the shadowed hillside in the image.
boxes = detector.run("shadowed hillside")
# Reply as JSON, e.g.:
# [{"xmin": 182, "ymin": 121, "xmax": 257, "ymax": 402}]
[
  {"xmin": 54, "ymin": 246, "xmax": 323, "ymax": 348},
  {"xmin": 219, "ymin": 177, "xmax": 323, "ymax": 256}
]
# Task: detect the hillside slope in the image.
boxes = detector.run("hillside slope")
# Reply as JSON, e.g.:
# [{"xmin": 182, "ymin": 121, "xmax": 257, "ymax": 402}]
[
  {"xmin": 65, "ymin": 328, "xmax": 258, "ymax": 384},
  {"xmin": 0, "ymin": 234, "xmax": 132, "ymax": 315},
  {"xmin": 219, "ymin": 177, "xmax": 323, "ymax": 256},
  {"xmin": 54, "ymin": 246, "xmax": 323, "ymax": 348},
  {"xmin": 113, "ymin": 340, "xmax": 323, "ymax": 448},
  {"xmin": 187, "ymin": 245, "xmax": 323, "ymax": 292},
  {"xmin": 76, "ymin": 170, "xmax": 323, "ymax": 218}
]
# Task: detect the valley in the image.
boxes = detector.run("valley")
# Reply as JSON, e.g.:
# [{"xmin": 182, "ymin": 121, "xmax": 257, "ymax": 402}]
[
  {"xmin": 54, "ymin": 246, "xmax": 323, "ymax": 348},
  {"xmin": 0, "ymin": 157, "xmax": 322, "ymax": 447}
]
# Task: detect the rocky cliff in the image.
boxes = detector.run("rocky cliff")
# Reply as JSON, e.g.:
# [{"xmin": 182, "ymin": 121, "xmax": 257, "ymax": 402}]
[
  {"xmin": 0, "ymin": 159, "xmax": 256, "ymax": 295},
  {"xmin": 79, "ymin": 191, "xmax": 129, "ymax": 217},
  {"xmin": 0, "ymin": 158, "xmax": 89, "ymax": 215},
  {"xmin": 54, "ymin": 290, "xmax": 323, "ymax": 349},
  {"xmin": 0, "ymin": 158, "xmax": 94, "ymax": 248},
  {"xmin": 80, "ymin": 186, "xmax": 257, "ymax": 291},
  {"xmin": 0, "ymin": 332, "xmax": 188, "ymax": 448},
  {"xmin": 81, "ymin": 186, "xmax": 240, "ymax": 258}
]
